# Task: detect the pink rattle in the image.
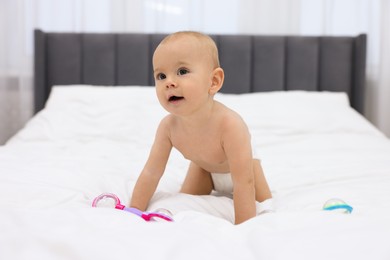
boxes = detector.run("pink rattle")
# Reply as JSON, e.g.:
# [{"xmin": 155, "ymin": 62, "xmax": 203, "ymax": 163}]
[{"xmin": 92, "ymin": 193, "xmax": 173, "ymax": 222}]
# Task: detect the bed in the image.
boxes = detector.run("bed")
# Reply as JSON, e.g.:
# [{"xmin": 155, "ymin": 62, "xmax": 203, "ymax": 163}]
[{"xmin": 1, "ymin": 30, "xmax": 390, "ymax": 259}]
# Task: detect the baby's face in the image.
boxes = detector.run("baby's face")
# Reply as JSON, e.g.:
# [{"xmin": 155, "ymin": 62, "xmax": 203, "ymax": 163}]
[{"xmin": 152, "ymin": 37, "xmax": 216, "ymax": 116}]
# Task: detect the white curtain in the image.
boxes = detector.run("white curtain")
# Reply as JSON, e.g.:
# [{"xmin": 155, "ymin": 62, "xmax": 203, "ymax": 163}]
[{"xmin": 1, "ymin": 0, "xmax": 389, "ymax": 144}]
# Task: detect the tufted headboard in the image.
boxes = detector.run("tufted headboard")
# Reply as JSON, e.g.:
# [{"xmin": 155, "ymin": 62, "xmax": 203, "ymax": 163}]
[{"xmin": 34, "ymin": 29, "xmax": 366, "ymax": 114}]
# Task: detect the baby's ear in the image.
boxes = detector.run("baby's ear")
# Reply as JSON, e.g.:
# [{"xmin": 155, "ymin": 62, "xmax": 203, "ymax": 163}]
[{"xmin": 209, "ymin": 68, "xmax": 224, "ymax": 95}]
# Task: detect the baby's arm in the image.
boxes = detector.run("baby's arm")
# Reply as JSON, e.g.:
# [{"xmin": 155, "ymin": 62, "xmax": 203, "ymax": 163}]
[
  {"xmin": 130, "ymin": 118, "xmax": 172, "ymax": 211},
  {"xmin": 222, "ymin": 116, "xmax": 257, "ymax": 225}
]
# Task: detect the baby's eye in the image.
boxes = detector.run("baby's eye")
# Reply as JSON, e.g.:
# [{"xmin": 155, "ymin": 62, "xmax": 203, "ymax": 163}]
[
  {"xmin": 177, "ymin": 68, "xmax": 189, "ymax": 76},
  {"xmin": 156, "ymin": 73, "xmax": 166, "ymax": 80}
]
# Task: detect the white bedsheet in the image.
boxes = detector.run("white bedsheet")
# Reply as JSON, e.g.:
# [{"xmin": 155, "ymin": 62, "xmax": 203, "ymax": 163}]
[{"xmin": 1, "ymin": 86, "xmax": 390, "ymax": 260}]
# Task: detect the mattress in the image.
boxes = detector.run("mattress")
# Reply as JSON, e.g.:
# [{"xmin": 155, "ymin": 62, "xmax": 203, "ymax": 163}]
[{"xmin": 1, "ymin": 86, "xmax": 390, "ymax": 259}]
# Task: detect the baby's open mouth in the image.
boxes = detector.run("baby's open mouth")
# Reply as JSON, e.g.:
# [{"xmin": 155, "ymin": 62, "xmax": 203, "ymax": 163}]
[{"xmin": 169, "ymin": 96, "xmax": 184, "ymax": 102}]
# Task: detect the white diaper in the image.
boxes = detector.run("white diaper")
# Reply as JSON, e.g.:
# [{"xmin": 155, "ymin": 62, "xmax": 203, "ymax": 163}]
[
  {"xmin": 211, "ymin": 173, "xmax": 234, "ymax": 195},
  {"xmin": 211, "ymin": 136, "xmax": 260, "ymax": 195},
  {"xmin": 256, "ymin": 198, "xmax": 275, "ymax": 215},
  {"xmin": 210, "ymin": 135, "xmax": 273, "ymax": 215},
  {"xmin": 210, "ymin": 173, "xmax": 274, "ymax": 215}
]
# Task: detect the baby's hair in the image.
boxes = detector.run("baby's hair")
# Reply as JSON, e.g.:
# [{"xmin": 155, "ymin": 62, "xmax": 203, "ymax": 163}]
[{"xmin": 159, "ymin": 31, "xmax": 220, "ymax": 69}]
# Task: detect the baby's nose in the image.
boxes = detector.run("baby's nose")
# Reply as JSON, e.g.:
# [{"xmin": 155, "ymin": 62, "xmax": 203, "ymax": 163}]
[{"xmin": 166, "ymin": 80, "xmax": 177, "ymax": 88}]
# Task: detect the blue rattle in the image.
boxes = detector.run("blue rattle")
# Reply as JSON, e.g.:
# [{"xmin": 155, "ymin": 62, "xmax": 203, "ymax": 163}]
[{"xmin": 323, "ymin": 198, "xmax": 353, "ymax": 214}]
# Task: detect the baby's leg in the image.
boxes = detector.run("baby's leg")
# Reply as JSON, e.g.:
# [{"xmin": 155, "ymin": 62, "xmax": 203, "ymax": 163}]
[
  {"xmin": 180, "ymin": 161, "xmax": 214, "ymax": 195},
  {"xmin": 253, "ymin": 159, "xmax": 272, "ymax": 202}
]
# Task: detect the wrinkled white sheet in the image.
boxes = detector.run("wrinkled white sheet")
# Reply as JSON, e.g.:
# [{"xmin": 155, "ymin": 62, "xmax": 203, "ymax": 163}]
[{"xmin": 1, "ymin": 86, "xmax": 390, "ymax": 260}]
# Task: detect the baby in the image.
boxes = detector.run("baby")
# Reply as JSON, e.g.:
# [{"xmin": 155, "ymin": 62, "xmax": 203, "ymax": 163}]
[{"xmin": 130, "ymin": 31, "xmax": 272, "ymax": 224}]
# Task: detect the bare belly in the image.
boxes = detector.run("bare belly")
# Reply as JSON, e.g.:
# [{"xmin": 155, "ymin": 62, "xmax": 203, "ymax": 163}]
[{"xmin": 188, "ymin": 157, "xmax": 230, "ymax": 173}]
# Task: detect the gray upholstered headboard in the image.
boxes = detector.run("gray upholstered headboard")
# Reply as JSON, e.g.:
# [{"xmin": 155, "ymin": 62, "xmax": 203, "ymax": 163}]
[{"xmin": 34, "ymin": 29, "xmax": 366, "ymax": 114}]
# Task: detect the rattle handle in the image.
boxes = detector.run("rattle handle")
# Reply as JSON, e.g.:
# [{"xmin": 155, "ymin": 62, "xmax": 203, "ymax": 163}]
[{"xmin": 123, "ymin": 207, "xmax": 143, "ymax": 217}]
